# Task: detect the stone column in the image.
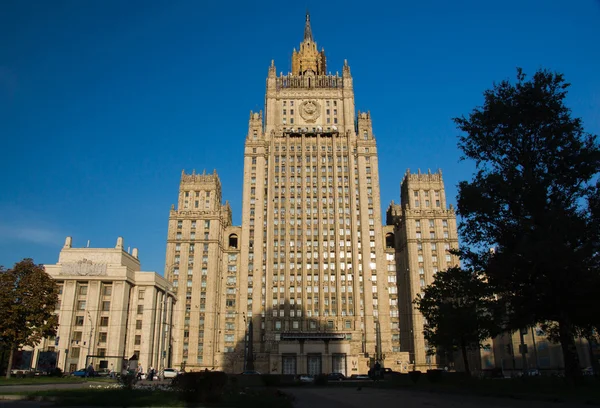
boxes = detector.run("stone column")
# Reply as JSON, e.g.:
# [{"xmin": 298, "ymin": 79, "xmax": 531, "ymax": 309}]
[
  {"xmin": 298, "ymin": 340, "xmax": 306, "ymax": 374},
  {"xmin": 322, "ymin": 340, "xmax": 330, "ymax": 374}
]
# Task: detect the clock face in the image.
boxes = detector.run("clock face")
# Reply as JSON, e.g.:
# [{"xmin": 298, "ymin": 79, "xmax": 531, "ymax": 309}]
[{"xmin": 300, "ymin": 100, "xmax": 321, "ymax": 122}]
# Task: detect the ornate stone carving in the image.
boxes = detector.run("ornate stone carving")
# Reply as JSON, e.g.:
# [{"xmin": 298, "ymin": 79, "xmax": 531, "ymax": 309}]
[
  {"xmin": 60, "ymin": 259, "xmax": 107, "ymax": 276},
  {"xmin": 299, "ymin": 100, "xmax": 320, "ymax": 122}
]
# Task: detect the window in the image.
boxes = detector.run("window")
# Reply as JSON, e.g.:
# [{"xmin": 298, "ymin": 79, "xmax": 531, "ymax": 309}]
[
  {"xmin": 79, "ymin": 286, "xmax": 87, "ymax": 295},
  {"xmin": 102, "ymin": 301, "xmax": 110, "ymax": 312},
  {"xmin": 72, "ymin": 331, "xmax": 82, "ymax": 341},
  {"xmin": 103, "ymin": 286, "xmax": 112, "ymax": 296},
  {"xmin": 345, "ymin": 321, "xmax": 351, "ymax": 329},
  {"xmin": 137, "ymin": 305, "xmax": 144, "ymax": 314},
  {"xmin": 100, "ymin": 317, "xmax": 109, "ymax": 326},
  {"xmin": 77, "ymin": 301, "xmax": 86, "ymax": 310},
  {"xmin": 136, "ymin": 320, "xmax": 142, "ymax": 330},
  {"xmin": 138, "ymin": 290, "xmax": 145, "ymax": 300},
  {"xmin": 71, "ymin": 348, "xmax": 80, "ymax": 358},
  {"xmin": 75, "ymin": 316, "xmax": 84, "ymax": 326},
  {"xmin": 134, "ymin": 335, "xmax": 141, "ymax": 345},
  {"xmin": 98, "ymin": 332, "xmax": 107, "ymax": 343}
]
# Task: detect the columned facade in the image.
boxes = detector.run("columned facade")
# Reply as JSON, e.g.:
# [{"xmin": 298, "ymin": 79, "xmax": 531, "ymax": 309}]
[{"xmin": 28, "ymin": 237, "xmax": 175, "ymax": 375}]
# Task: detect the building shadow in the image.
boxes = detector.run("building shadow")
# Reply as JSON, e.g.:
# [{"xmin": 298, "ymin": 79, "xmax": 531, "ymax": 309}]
[{"xmin": 223, "ymin": 302, "xmax": 359, "ymax": 376}]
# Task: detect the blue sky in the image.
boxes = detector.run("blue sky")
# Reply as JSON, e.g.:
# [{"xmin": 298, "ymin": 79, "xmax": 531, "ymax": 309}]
[{"xmin": 1, "ymin": 0, "xmax": 599, "ymax": 274}]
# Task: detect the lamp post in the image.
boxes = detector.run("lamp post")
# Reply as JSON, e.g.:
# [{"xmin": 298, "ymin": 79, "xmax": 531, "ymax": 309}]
[{"xmin": 243, "ymin": 314, "xmax": 247, "ymax": 371}]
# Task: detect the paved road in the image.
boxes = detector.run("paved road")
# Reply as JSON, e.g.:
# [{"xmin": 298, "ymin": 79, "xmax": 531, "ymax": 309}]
[{"xmin": 285, "ymin": 387, "xmax": 590, "ymax": 408}]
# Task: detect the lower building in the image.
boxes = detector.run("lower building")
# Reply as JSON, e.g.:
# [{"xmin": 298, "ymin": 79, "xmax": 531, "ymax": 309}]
[
  {"xmin": 490, "ymin": 327, "xmax": 595, "ymax": 375},
  {"xmin": 27, "ymin": 237, "xmax": 176, "ymax": 375}
]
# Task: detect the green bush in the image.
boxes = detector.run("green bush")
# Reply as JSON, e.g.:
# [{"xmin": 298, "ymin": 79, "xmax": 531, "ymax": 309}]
[
  {"xmin": 314, "ymin": 374, "xmax": 328, "ymax": 386},
  {"xmin": 49, "ymin": 368, "xmax": 63, "ymax": 377},
  {"xmin": 426, "ymin": 369, "xmax": 444, "ymax": 383},
  {"xmin": 408, "ymin": 370, "xmax": 421, "ymax": 383},
  {"xmin": 117, "ymin": 373, "xmax": 137, "ymax": 390},
  {"xmin": 261, "ymin": 374, "xmax": 281, "ymax": 387},
  {"xmin": 172, "ymin": 371, "xmax": 228, "ymax": 403}
]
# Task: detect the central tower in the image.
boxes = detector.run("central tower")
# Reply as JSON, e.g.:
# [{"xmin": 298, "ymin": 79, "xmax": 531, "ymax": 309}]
[{"xmin": 237, "ymin": 13, "xmax": 402, "ymax": 375}]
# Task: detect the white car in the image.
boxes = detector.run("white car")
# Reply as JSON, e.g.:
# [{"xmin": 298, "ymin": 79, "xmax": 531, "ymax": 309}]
[
  {"xmin": 299, "ymin": 375, "xmax": 314, "ymax": 383},
  {"xmin": 161, "ymin": 368, "xmax": 179, "ymax": 379}
]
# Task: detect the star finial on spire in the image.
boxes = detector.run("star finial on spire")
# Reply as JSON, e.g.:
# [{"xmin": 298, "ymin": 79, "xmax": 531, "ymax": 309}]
[{"xmin": 304, "ymin": 10, "xmax": 313, "ymax": 42}]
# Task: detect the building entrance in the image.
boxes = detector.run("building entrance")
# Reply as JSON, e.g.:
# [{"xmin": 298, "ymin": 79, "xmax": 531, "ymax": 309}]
[{"xmin": 307, "ymin": 354, "xmax": 321, "ymax": 376}]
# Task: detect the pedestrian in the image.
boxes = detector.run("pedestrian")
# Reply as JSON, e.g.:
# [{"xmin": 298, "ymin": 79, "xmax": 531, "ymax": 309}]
[{"xmin": 149, "ymin": 367, "xmax": 154, "ymax": 382}]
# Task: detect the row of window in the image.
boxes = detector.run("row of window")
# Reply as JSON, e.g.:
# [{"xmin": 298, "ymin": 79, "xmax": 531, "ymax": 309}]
[
  {"xmin": 417, "ymin": 242, "xmax": 452, "ymax": 251},
  {"xmin": 415, "ymin": 231, "xmax": 451, "ymax": 239},
  {"xmin": 175, "ymin": 232, "xmax": 210, "ymax": 240},
  {"xmin": 177, "ymin": 220, "xmax": 211, "ymax": 229}
]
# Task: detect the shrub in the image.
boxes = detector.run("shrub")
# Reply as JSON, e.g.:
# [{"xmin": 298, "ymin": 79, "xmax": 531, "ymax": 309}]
[
  {"xmin": 172, "ymin": 371, "xmax": 228, "ymax": 403},
  {"xmin": 314, "ymin": 374, "xmax": 328, "ymax": 386},
  {"xmin": 261, "ymin": 374, "xmax": 281, "ymax": 387},
  {"xmin": 117, "ymin": 373, "xmax": 137, "ymax": 390},
  {"xmin": 49, "ymin": 368, "xmax": 63, "ymax": 377},
  {"xmin": 426, "ymin": 369, "xmax": 444, "ymax": 383},
  {"xmin": 408, "ymin": 370, "xmax": 421, "ymax": 383}
]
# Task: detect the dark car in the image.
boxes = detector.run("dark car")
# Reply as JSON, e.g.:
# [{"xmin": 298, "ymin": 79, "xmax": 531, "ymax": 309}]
[
  {"xmin": 241, "ymin": 370, "xmax": 261, "ymax": 375},
  {"xmin": 327, "ymin": 372, "xmax": 346, "ymax": 381}
]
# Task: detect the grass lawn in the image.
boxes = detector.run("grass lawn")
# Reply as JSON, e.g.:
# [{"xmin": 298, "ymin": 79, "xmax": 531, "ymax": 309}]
[
  {"xmin": 332, "ymin": 375, "xmax": 600, "ymax": 405},
  {"xmin": 0, "ymin": 377, "xmax": 87, "ymax": 386},
  {"xmin": 11, "ymin": 388, "xmax": 294, "ymax": 407},
  {"xmin": 0, "ymin": 376, "xmax": 118, "ymax": 386}
]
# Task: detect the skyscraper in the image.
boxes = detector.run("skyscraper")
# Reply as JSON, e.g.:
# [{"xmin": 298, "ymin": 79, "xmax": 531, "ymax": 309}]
[{"xmin": 164, "ymin": 14, "xmax": 458, "ymax": 375}]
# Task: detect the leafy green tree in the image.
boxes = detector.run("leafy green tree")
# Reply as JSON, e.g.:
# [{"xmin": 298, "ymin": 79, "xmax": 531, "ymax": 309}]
[
  {"xmin": 0, "ymin": 259, "xmax": 59, "ymax": 378},
  {"xmin": 454, "ymin": 68, "xmax": 600, "ymax": 380},
  {"xmin": 414, "ymin": 266, "xmax": 500, "ymax": 376}
]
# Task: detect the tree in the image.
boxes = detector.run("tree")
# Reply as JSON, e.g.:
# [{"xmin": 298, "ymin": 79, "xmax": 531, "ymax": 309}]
[
  {"xmin": 414, "ymin": 266, "xmax": 500, "ymax": 376},
  {"xmin": 0, "ymin": 259, "xmax": 59, "ymax": 378},
  {"xmin": 454, "ymin": 68, "xmax": 600, "ymax": 381}
]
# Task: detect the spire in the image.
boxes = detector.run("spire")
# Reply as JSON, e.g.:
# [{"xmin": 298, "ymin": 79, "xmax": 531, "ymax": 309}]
[
  {"xmin": 292, "ymin": 11, "xmax": 325, "ymax": 75},
  {"xmin": 304, "ymin": 11, "xmax": 313, "ymax": 42}
]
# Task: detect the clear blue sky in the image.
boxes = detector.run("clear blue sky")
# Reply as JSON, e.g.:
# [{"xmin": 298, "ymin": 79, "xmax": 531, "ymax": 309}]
[{"xmin": 1, "ymin": 0, "xmax": 598, "ymax": 274}]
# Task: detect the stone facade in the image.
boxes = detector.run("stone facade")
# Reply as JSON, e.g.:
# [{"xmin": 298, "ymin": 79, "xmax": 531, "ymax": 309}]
[
  {"xmin": 386, "ymin": 170, "xmax": 460, "ymax": 369},
  {"xmin": 164, "ymin": 170, "xmax": 238, "ymax": 371},
  {"xmin": 32, "ymin": 237, "xmax": 175, "ymax": 374},
  {"xmin": 164, "ymin": 14, "xmax": 462, "ymax": 375}
]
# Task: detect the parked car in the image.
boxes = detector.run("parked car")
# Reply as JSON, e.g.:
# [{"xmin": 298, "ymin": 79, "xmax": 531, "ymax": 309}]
[
  {"xmin": 96, "ymin": 369, "xmax": 111, "ymax": 377},
  {"xmin": 241, "ymin": 370, "xmax": 261, "ymax": 375},
  {"xmin": 350, "ymin": 374, "xmax": 371, "ymax": 380},
  {"xmin": 10, "ymin": 369, "xmax": 33, "ymax": 375},
  {"xmin": 161, "ymin": 368, "xmax": 179, "ymax": 379},
  {"xmin": 298, "ymin": 374, "xmax": 314, "ymax": 383},
  {"xmin": 327, "ymin": 372, "xmax": 346, "ymax": 381},
  {"xmin": 71, "ymin": 369, "xmax": 88, "ymax": 377},
  {"xmin": 582, "ymin": 367, "xmax": 594, "ymax": 376}
]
